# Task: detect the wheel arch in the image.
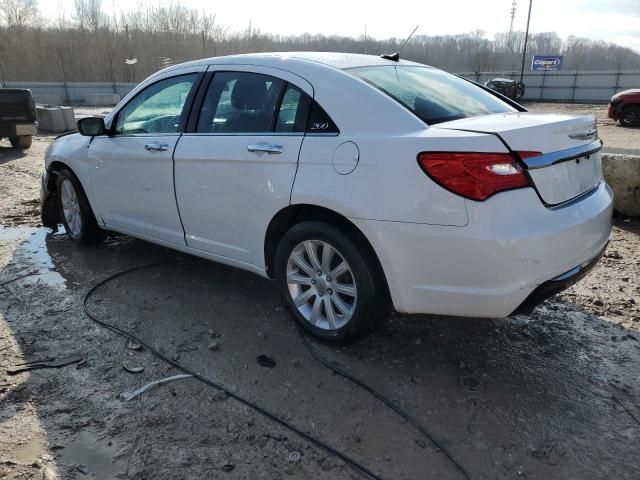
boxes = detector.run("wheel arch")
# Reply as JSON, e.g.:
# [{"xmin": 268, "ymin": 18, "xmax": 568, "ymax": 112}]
[
  {"xmin": 44, "ymin": 161, "xmax": 102, "ymax": 228},
  {"xmin": 264, "ymin": 203, "xmax": 391, "ymax": 302},
  {"xmin": 46, "ymin": 160, "xmax": 74, "ymax": 192}
]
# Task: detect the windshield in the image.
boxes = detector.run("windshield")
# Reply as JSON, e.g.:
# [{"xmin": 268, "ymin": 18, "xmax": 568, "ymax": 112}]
[{"xmin": 348, "ymin": 66, "xmax": 516, "ymax": 125}]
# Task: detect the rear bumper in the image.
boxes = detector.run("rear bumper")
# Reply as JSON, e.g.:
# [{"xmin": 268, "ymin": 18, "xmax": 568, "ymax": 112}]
[
  {"xmin": 0, "ymin": 122, "xmax": 37, "ymax": 137},
  {"xmin": 510, "ymin": 241, "xmax": 607, "ymax": 316},
  {"xmin": 351, "ymin": 181, "xmax": 613, "ymax": 318}
]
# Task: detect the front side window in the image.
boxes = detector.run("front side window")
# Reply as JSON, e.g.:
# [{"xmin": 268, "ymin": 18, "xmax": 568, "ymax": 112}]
[
  {"xmin": 348, "ymin": 66, "xmax": 516, "ymax": 125},
  {"xmin": 114, "ymin": 74, "xmax": 197, "ymax": 135},
  {"xmin": 197, "ymin": 72, "xmax": 285, "ymax": 133}
]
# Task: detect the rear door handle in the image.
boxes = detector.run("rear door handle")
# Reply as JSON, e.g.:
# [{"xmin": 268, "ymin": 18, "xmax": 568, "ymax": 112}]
[
  {"xmin": 145, "ymin": 142, "xmax": 169, "ymax": 152},
  {"xmin": 247, "ymin": 143, "xmax": 283, "ymax": 154}
]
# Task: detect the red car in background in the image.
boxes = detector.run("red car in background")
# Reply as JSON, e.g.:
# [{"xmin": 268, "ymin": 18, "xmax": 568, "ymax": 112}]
[{"xmin": 608, "ymin": 89, "xmax": 640, "ymax": 127}]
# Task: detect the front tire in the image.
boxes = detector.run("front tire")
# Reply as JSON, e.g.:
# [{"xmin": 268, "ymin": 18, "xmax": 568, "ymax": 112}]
[
  {"xmin": 275, "ymin": 221, "xmax": 389, "ymax": 344},
  {"xmin": 9, "ymin": 135, "xmax": 32, "ymax": 149},
  {"xmin": 620, "ymin": 106, "xmax": 640, "ymax": 127},
  {"xmin": 56, "ymin": 168, "xmax": 104, "ymax": 245}
]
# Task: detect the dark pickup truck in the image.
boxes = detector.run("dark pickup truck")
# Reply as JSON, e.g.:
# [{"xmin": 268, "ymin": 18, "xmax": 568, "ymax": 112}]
[{"xmin": 0, "ymin": 88, "xmax": 37, "ymax": 148}]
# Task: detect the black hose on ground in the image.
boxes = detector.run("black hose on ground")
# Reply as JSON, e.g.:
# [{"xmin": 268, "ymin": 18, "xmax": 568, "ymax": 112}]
[
  {"xmin": 84, "ymin": 261, "xmax": 386, "ymax": 480},
  {"xmin": 83, "ymin": 260, "xmax": 471, "ymax": 480},
  {"xmin": 296, "ymin": 329, "xmax": 471, "ymax": 480}
]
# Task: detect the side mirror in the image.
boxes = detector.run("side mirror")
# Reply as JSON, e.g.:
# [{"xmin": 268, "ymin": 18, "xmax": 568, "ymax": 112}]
[{"xmin": 77, "ymin": 117, "xmax": 106, "ymax": 136}]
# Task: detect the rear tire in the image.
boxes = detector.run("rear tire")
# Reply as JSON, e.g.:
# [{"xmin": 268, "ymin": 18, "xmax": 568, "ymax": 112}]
[
  {"xmin": 9, "ymin": 135, "xmax": 32, "ymax": 149},
  {"xmin": 56, "ymin": 168, "xmax": 105, "ymax": 245},
  {"xmin": 620, "ymin": 106, "xmax": 640, "ymax": 127},
  {"xmin": 275, "ymin": 221, "xmax": 390, "ymax": 344}
]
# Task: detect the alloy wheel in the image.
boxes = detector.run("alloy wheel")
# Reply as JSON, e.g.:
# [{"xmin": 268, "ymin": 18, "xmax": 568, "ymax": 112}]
[
  {"xmin": 60, "ymin": 179, "xmax": 82, "ymax": 237},
  {"xmin": 286, "ymin": 240, "xmax": 357, "ymax": 331}
]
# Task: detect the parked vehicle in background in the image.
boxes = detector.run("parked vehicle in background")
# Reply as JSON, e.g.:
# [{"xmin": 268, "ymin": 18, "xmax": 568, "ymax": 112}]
[
  {"xmin": 608, "ymin": 89, "xmax": 640, "ymax": 127},
  {"xmin": 40, "ymin": 53, "xmax": 612, "ymax": 344},
  {"xmin": 0, "ymin": 88, "xmax": 37, "ymax": 148},
  {"xmin": 484, "ymin": 78, "xmax": 525, "ymax": 100}
]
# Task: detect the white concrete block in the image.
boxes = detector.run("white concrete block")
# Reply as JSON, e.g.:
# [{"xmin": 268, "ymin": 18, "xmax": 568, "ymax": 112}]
[
  {"xmin": 602, "ymin": 154, "xmax": 640, "ymax": 217},
  {"xmin": 59, "ymin": 106, "xmax": 77, "ymax": 131},
  {"xmin": 36, "ymin": 106, "xmax": 66, "ymax": 133}
]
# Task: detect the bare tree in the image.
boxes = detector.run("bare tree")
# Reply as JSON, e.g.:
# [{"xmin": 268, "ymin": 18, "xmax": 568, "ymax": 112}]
[
  {"xmin": 1, "ymin": 0, "xmax": 639, "ymax": 82},
  {"xmin": 0, "ymin": 0, "xmax": 39, "ymax": 31}
]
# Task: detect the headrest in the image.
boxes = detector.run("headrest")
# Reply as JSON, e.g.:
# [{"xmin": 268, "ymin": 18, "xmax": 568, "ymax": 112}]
[{"xmin": 231, "ymin": 77, "xmax": 267, "ymax": 111}]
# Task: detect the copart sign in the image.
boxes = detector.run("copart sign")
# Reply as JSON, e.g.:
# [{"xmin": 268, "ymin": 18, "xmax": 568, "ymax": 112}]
[{"xmin": 531, "ymin": 55, "xmax": 563, "ymax": 71}]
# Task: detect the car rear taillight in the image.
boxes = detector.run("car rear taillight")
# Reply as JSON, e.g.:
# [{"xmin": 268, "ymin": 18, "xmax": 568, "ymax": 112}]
[{"xmin": 417, "ymin": 152, "xmax": 531, "ymax": 201}]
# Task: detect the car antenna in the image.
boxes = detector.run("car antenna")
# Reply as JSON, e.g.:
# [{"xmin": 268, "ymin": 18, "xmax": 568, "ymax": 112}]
[{"xmin": 381, "ymin": 24, "xmax": 419, "ymax": 61}]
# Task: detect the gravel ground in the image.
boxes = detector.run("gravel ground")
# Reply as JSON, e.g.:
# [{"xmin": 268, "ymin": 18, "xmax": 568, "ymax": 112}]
[{"xmin": 0, "ymin": 133, "xmax": 639, "ymax": 480}]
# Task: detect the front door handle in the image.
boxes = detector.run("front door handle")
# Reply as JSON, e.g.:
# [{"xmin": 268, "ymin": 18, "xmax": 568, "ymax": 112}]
[
  {"xmin": 145, "ymin": 142, "xmax": 169, "ymax": 152},
  {"xmin": 247, "ymin": 143, "xmax": 283, "ymax": 154}
]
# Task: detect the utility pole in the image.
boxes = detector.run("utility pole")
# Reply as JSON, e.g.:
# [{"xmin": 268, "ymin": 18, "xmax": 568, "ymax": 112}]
[
  {"xmin": 364, "ymin": 25, "xmax": 367, "ymax": 55},
  {"xmin": 519, "ymin": 0, "xmax": 533, "ymax": 85},
  {"xmin": 507, "ymin": 1, "xmax": 517, "ymax": 52}
]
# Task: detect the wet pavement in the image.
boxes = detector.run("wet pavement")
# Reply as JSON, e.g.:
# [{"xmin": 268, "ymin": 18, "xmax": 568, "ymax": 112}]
[{"xmin": 1, "ymin": 136, "xmax": 639, "ymax": 479}]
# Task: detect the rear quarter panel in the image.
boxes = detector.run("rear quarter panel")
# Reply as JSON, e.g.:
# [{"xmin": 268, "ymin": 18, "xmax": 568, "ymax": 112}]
[{"xmin": 292, "ymin": 128, "xmax": 509, "ymax": 226}]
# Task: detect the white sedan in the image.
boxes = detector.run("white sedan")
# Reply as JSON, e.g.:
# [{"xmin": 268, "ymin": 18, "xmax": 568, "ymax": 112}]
[{"xmin": 40, "ymin": 52, "xmax": 613, "ymax": 343}]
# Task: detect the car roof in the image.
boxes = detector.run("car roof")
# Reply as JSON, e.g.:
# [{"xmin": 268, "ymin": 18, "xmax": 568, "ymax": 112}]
[
  {"xmin": 162, "ymin": 51, "xmax": 429, "ymax": 75},
  {"xmin": 119, "ymin": 51, "xmax": 432, "ymax": 136}
]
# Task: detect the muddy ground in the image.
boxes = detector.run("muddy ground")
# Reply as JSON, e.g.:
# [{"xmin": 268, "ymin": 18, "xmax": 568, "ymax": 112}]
[{"xmin": 1, "ymin": 127, "xmax": 639, "ymax": 480}]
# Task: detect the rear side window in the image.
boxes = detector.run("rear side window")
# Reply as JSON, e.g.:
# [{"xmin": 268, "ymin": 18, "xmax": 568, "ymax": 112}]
[
  {"xmin": 275, "ymin": 85, "xmax": 311, "ymax": 133},
  {"xmin": 348, "ymin": 66, "xmax": 516, "ymax": 125},
  {"xmin": 197, "ymin": 72, "xmax": 284, "ymax": 133}
]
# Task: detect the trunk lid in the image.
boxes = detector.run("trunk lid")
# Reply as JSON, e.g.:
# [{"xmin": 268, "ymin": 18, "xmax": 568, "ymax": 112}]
[
  {"xmin": 434, "ymin": 112, "xmax": 602, "ymax": 206},
  {"xmin": 0, "ymin": 89, "xmax": 37, "ymax": 123}
]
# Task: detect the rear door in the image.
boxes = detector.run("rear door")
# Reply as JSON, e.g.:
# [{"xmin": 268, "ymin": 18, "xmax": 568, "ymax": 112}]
[
  {"xmin": 88, "ymin": 69, "xmax": 203, "ymax": 245},
  {"xmin": 173, "ymin": 66, "xmax": 313, "ymax": 269}
]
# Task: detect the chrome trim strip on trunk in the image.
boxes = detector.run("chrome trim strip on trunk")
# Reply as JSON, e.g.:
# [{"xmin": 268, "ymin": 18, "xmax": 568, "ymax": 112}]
[{"xmin": 523, "ymin": 140, "xmax": 602, "ymax": 170}]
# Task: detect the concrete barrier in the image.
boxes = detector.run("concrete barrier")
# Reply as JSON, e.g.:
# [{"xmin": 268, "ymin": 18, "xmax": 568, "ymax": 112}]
[
  {"xmin": 85, "ymin": 93, "xmax": 120, "ymax": 106},
  {"xmin": 602, "ymin": 154, "xmax": 640, "ymax": 217},
  {"xmin": 59, "ymin": 106, "xmax": 77, "ymax": 131},
  {"xmin": 34, "ymin": 94, "xmax": 64, "ymax": 105},
  {"xmin": 36, "ymin": 106, "xmax": 66, "ymax": 133}
]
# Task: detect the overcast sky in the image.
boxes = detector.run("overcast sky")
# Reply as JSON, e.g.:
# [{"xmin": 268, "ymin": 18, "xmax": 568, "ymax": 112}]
[{"xmin": 45, "ymin": 0, "xmax": 640, "ymax": 52}]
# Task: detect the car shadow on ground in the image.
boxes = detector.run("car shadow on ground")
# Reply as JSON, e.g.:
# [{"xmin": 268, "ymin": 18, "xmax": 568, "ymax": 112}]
[
  {"xmin": 0, "ymin": 227, "xmax": 639, "ymax": 479},
  {"xmin": 615, "ymin": 216, "xmax": 640, "ymax": 236},
  {"xmin": 0, "ymin": 134, "xmax": 59, "ymax": 165},
  {"xmin": 0, "ymin": 145, "xmax": 28, "ymax": 165}
]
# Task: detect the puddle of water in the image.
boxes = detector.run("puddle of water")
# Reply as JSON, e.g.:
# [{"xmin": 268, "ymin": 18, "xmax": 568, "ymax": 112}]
[
  {"xmin": 13, "ymin": 435, "xmax": 46, "ymax": 464},
  {"xmin": 56, "ymin": 431, "xmax": 125, "ymax": 479},
  {"xmin": 0, "ymin": 226, "xmax": 66, "ymax": 288}
]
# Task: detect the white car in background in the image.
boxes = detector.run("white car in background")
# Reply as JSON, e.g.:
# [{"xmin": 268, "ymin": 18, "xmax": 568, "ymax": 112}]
[{"xmin": 40, "ymin": 52, "xmax": 613, "ymax": 343}]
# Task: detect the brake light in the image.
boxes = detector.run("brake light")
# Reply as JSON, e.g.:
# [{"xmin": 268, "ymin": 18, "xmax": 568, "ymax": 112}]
[
  {"xmin": 516, "ymin": 151, "xmax": 542, "ymax": 160},
  {"xmin": 417, "ymin": 152, "xmax": 530, "ymax": 201}
]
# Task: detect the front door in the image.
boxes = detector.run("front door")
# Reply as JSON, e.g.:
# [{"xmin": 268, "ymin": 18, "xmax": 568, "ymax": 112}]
[
  {"xmin": 88, "ymin": 71, "xmax": 201, "ymax": 245},
  {"xmin": 173, "ymin": 67, "xmax": 313, "ymax": 268}
]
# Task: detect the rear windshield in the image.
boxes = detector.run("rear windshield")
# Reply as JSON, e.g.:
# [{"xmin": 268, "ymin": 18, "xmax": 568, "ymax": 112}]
[{"xmin": 348, "ymin": 66, "xmax": 516, "ymax": 125}]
